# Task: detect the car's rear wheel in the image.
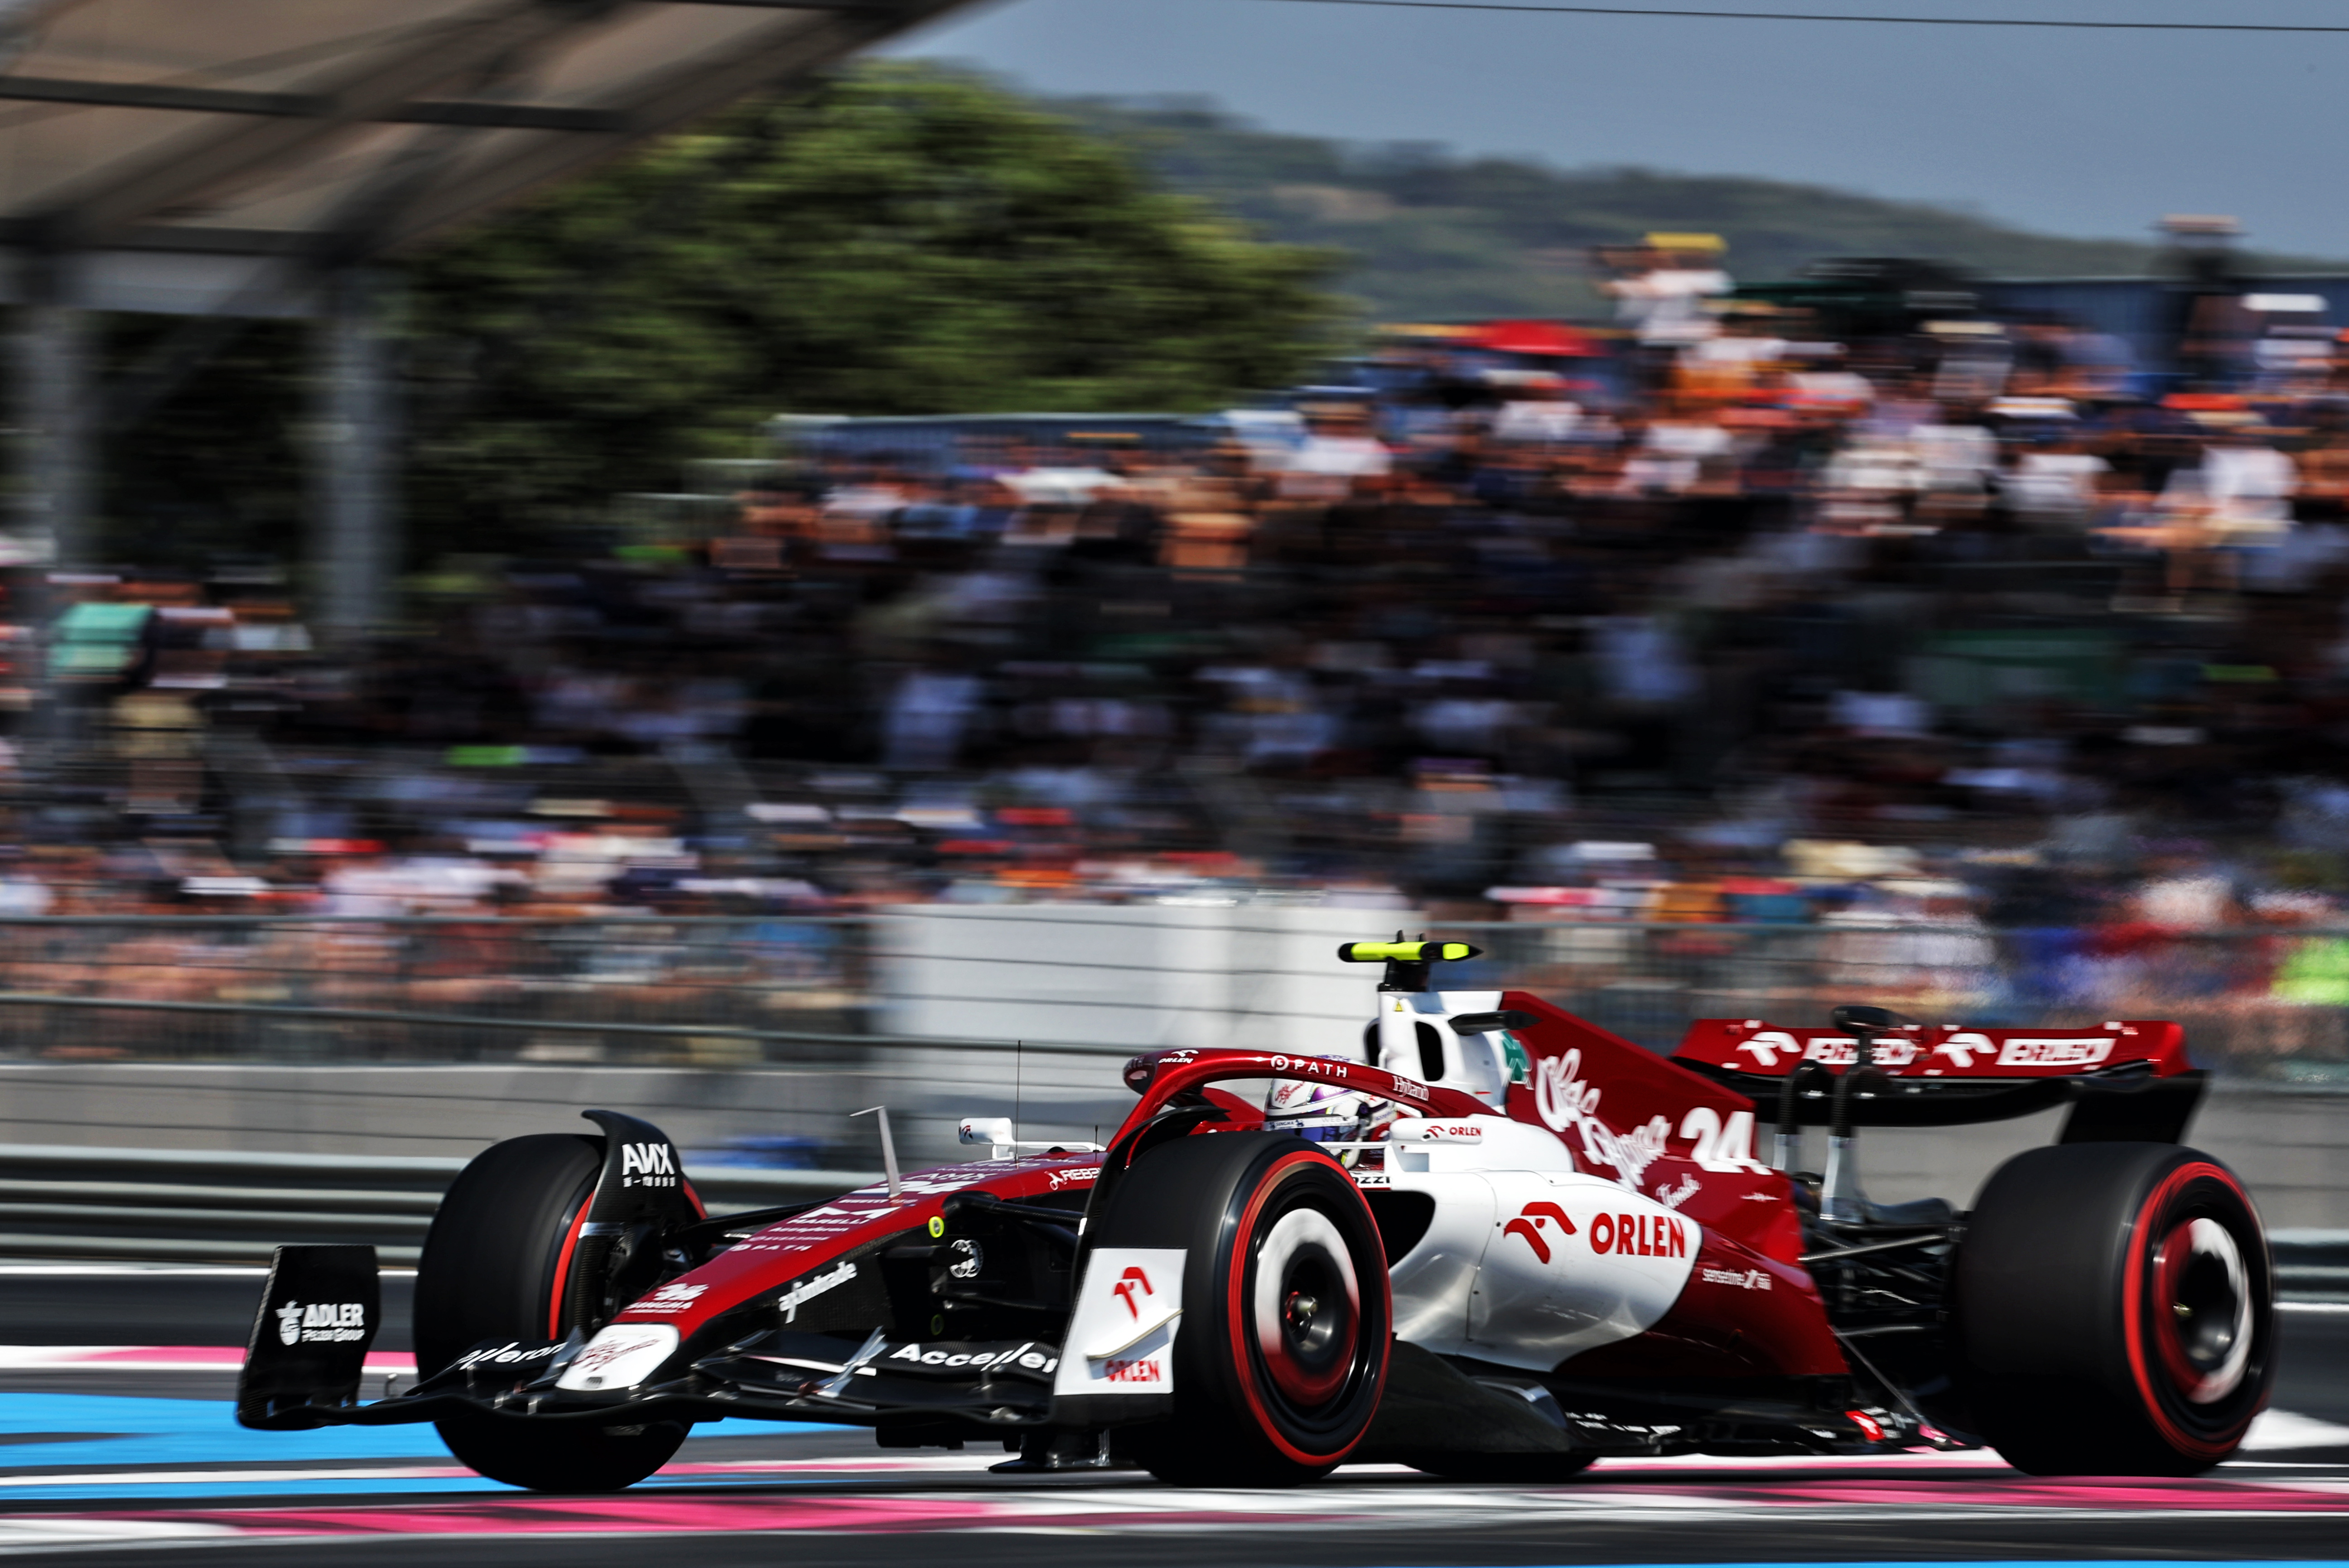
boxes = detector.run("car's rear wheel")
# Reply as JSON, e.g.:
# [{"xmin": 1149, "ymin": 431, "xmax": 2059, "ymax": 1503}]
[
  {"xmin": 1953, "ymin": 1141, "xmax": 2273, "ymax": 1476},
  {"xmin": 1093, "ymin": 1133, "xmax": 1391, "ymax": 1486},
  {"xmin": 415, "ymin": 1133, "xmax": 686, "ymax": 1491}
]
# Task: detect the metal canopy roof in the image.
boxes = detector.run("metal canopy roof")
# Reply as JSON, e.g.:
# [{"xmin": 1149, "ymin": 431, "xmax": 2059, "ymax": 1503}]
[{"xmin": 0, "ymin": 0, "xmax": 973, "ymax": 314}]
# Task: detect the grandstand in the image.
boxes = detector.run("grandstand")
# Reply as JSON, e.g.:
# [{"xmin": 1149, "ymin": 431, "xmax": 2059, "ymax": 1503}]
[{"xmin": 0, "ymin": 0, "xmax": 976, "ymax": 631}]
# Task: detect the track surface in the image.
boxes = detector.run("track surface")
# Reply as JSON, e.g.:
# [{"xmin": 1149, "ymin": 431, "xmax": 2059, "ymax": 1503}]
[{"xmin": 0, "ymin": 1269, "xmax": 2344, "ymax": 1564}]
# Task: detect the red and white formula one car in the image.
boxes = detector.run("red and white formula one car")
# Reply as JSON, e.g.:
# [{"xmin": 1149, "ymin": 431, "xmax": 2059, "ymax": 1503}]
[{"xmin": 237, "ymin": 938, "xmax": 2270, "ymax": 1488}]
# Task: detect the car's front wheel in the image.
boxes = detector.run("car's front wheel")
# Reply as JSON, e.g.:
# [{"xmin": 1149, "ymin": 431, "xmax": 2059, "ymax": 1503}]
[
  {"xmin": 414, "ymin": 1133, "xmax": 686, "ymax": 1491},
  {"xmin": 1092, "ymin": 1132, "xmax": 1392, "ymax": 1486},
  {"xmin": 1953, "ymin": 1141, "xmax": 2273, "ymax": 1476}
]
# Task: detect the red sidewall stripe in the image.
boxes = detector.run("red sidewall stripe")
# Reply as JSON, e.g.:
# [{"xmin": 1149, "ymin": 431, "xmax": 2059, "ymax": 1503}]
[
  {"xmin": 1222, "ymin": 1150, "xmax": 1391, "ymax": 1469},
  {"xmin": 544, "ymin": 1186, "xmax": 596, "ymax": 1341},
  {"xmin": 2121, "ymin": 1161, "xmax": 2257, "ymax": 1458}
]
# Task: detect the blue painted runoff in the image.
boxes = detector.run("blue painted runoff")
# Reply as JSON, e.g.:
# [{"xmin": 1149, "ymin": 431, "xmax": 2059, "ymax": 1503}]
[{"xmin": 0, "ymin": 1392, "xmax": 834, "ymax": 1500}]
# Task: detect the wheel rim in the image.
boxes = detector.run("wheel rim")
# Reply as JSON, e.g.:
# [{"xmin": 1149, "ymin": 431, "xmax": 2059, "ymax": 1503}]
[
  {"xmin": 1252, "ymin": 1205, "xmax": 1360, "ymax": 1408},
  {"xmin": 2153, "ymin": 1215, "xmax": 2253, "ymax": 1405}
]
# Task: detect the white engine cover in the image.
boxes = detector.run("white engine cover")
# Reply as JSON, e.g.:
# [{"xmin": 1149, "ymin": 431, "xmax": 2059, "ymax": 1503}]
[
  {"xmin": 1380, "ymin": 1169, "xmax": 1494, "ymax": 1356},
  {"xmin": 1466, "ymin": 1171, "xmax": 1696, "ymax": 1371}
]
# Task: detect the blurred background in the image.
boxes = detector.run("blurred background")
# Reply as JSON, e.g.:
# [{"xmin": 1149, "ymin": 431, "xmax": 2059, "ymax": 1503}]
[{"xmin": 3, "ymin": 0, "xmax": 2349, "ymax": 1257}]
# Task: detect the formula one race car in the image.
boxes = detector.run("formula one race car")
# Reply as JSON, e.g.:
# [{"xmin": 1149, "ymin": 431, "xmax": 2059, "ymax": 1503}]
[{"xmin": 237, "ymin": 937, "xmax": 2272, "ymax": 1488}]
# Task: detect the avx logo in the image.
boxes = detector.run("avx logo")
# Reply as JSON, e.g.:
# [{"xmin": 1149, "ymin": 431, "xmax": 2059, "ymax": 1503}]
[
  {"xmin": 1111, "ymin": 1266, "xmax": 1153, "ymax": 1320},
  {"xmin": 1501, "ymin": 1201, "xmax": 1576, "ymax": 1264},
  {"xmin": 619, "ymin": 1143, "xmax": 678, "ymax": 1187}
]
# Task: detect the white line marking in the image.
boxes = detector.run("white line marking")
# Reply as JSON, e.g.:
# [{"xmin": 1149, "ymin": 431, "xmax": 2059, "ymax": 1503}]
[
  {"xmin": 0, "ymin": 1266, "xmax": 416, "ymax": 1278},
  {"xmin": 2243, "ymin": 1409, "xmax": 2349, "ymax": 1450}
]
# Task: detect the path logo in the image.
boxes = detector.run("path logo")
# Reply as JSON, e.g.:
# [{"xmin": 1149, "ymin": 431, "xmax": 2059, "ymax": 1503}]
[
  {"xmin": 274, "ymin": 1301, "xmax": 367, "ymax": 1346},
  {"xmin": 1501, "ymin": 1201, "xmax": 1576, "ymax": 1264},
  {"xmin": 1112, "ymin": 1266, "xmax": 1153, "ymax": 1320},
  {"xmin": 620, "ymin": 1143, "xmax": 679, "ymax": 1188}
]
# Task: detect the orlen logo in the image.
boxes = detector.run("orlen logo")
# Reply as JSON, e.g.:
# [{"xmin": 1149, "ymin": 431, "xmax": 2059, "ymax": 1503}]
[
  {"xmin": 1590, "ymin": 1211, "xmax": 1688, "ymax": 1259},
  {"xmin": 619, "ymin": 1142, "xmax": 679, "ymax": 1188},
  {"xmin": 1104, "ymin": 1357, "xmax": 1161, "ymax": 1383},
  {"xmin": 274, "ymin": 1301, "xmax": 367, "ymax": 1346},
  {"xmin": 1502, "ymin": 1201, "xmax": 1577, "ymax": 1264},
  {"xmin": 1112, "ymin": 1266, "xmax": 1153, "ymax": 1320}
]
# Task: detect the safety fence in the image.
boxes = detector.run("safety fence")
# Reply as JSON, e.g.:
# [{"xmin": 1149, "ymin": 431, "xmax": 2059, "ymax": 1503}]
[
  {"xmin": 0, "ymin": 1143, "xmax": 877, "ymax": 1266},
  {"xmin": 0, "ymin": 913, "xmax": 2337, "ymax": 1076},
  {"xmin": 3, "ymin": 1143, "xmax": 2345, "ymax": 1298}
]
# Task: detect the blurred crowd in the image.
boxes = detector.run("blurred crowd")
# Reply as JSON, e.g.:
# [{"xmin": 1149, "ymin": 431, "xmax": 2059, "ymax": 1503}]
[{"xmin": 15, "ymin": 237, "xmax": 2349, "ymax": 973}]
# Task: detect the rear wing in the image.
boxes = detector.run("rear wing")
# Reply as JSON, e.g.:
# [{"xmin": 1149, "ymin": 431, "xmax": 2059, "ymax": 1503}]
[{"xmin": 1670, "ymin": 1018, "xmax": 2203, "ymax": 1141}]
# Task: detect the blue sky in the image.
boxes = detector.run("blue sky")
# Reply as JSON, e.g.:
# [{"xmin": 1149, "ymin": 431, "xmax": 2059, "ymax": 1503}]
[{"xmin": 892, "ymin": 0, "xmax": 2349, "ymax": 259}]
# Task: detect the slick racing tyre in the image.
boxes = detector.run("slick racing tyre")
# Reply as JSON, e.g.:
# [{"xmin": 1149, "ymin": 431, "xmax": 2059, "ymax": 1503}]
[
  {"xmin": 1094, "ymin": 1132, "xmax": 1391, "ymax": 1486},
  {"xmin": 414, "ymin": 1133, "xmax": 686, "ymax": 1492},
  {"xmin": 1953, "ymin": 1142, "xmax": 2274, "ymax": 1476}
]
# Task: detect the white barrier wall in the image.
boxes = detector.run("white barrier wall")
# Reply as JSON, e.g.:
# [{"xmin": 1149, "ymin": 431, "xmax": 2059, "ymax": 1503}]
[{"xmin": 875, "ymin": 904, "xmax": 1415, "ymax": 1059}]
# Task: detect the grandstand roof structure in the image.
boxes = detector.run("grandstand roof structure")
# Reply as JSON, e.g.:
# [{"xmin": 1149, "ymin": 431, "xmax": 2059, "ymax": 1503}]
[{"xmin": 0, "ymin": 0, "xmax": 974, "ymax": 315}]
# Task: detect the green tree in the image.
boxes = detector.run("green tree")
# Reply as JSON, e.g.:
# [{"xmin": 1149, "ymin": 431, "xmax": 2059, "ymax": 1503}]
[{"xmin": 400, "ymin": 64, "xmax": 1343, "ymax": 548}]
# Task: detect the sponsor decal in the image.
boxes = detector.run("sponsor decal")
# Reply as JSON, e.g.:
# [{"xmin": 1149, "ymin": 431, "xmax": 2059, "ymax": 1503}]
[
  {"xmin": 1846, "ymin": 1409, "xmax": 1886, "ymax": 1442},
  {"xmin": 1737, "ymin": 1029, "xmax": 1920, "ymax": 1069},
  {"xmin": 1268, "ymin": 1054, "xmax": 1350, "ymax": 1081},
  {"xmin": 273, "ymin": 1301, "xmax": 367, "ymax": 1346},
  {"xmin": 455, "ymin": 1341, "xmax": 563, "ymax": 1370},
  {"xmin": 1532, "ymin": 1048, "xmax": 1670, "ymax": 1187},
  {"xmin": 776, "ymin": 1260, "xmax": 857, "ymax": 1323},
  {"xmin": 1160, "ymin": 1050, "xmax": 1198, "ymax": 1066},
  {"xmin": 1045, "ymin": 1166, "xmax": 1100, "ymax": 1191},
  {"xmin": 1934, "ymin": 1031, "xmax": 1993, "ymax": 1068},
  {"xmin": 1800, "ymin": 1036, "xmax": 1915, "ymax": 1068},
  {"xmin": 619, "ymin": 1142, "xmax": 680, "ymax": 1189},
  {"xmin": 1700, "ymin": 1265, "xmax": 1772, "ymax": 1291},
  {"xmin": 1389, "ymin": 1072, "xmax": 1432, "ymax": 1103},
  {"xmin": 1586, "ymin": 1211, "xmax": 1688, "ymax": 1259},
  {"xmin": 1499, "ymin": 1031, "xmax": 1532, "ymax": 1088},
  {"xmin": 1501, "ymin": 1201, "xmax": 1577, "ymax": 1264},
  {"xmin": 1112, "ymin": 1266, "xmax": 1154, "ymax": 1321},
  {"xmin": 564, "ymin": 1324, "xmax": 676, "ymax": 1380},
  {"xmin": 556, "ymin": 1323, "xmax": 679, "ymax": 1391},
  {"xmin": 1996, "ymin": 1036, "xmax": 2114, "ymax": 1068},
  {"xmin": 1054, "ymin": 1248, "xmax": 1184, "ymax": 1399},
  {"xmin": 1351, "ymin": 1170, "xmax": 1392, "ymax": 1187},
  {"xmin": 884, "ymin": 1341, "xmax": 1057, "ymax": 1374},
  {"xmin": 631, "ymin": 1281, "xmax": 708, "ymax": 1315},
  {"xmin": 1655, "ymin": 1174, "xmax": 1701, "ymax": 1210}
]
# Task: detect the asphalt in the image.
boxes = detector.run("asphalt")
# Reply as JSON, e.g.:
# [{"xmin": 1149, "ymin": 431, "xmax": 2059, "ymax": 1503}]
[{"xmin": 0, "ymin": 1268, "xmax": 2342, "ymax": 1565}]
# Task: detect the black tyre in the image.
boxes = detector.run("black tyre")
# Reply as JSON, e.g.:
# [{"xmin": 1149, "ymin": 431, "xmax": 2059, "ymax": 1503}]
[
  {"xmin": 1953, "ymin": 1141, "xmax": 2273, "ymax": 1476},
  {"xmin": 415, "ymin": 1133, "xmax": 686, "ymax": 1492},
  {"xmin": 1094, "ymin": 1133, "xmax": 1391, "ymax": 1486}
]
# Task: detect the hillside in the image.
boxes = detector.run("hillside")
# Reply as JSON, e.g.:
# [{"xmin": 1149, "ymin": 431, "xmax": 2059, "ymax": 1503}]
[{"xmin": 1039, "ymin": 91, "xmax": 2345, "ymax": 323}]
